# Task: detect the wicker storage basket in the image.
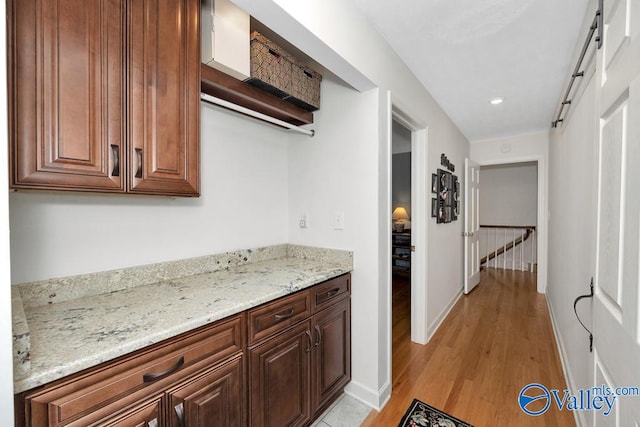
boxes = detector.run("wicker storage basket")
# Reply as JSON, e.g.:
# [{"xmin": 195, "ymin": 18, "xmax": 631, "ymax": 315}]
[
  {"xmin": 247, "ymin": 32, "xmax": 322, "ymax": 111},
  {"xmin": 287, "ymin": 62, "xmax": 322, "ymax": 111},
  {"xmin": 247, "ymin": 32, "xmax": 292, "ymax": 98}
]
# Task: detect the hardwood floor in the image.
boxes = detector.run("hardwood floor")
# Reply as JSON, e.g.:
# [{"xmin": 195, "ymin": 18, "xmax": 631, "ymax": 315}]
[{"xmin": 361, "ymin": 268, "xmax": 575, "ymax": 427}]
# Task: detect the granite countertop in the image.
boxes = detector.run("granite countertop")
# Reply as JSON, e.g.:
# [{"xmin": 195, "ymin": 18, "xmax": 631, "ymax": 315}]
[{"xmin": 12, "ymin": 244, "xmax": 352, "ymax": 393}]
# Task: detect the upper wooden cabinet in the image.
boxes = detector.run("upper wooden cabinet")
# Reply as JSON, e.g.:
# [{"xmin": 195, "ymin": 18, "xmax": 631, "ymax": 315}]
[
  {"xmin": 8, "ymin": 0, "xmax": 200, "ymax": 196},
  {"xmin": 127, "ymin": 0, "xmax": 200, "ymax": 195}
]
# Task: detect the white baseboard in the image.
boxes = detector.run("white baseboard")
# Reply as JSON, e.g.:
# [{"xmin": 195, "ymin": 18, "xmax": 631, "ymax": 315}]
[
  {"xmin": 344, "ymin": 379, "xmax": 391, "ymax": 411},
  {"xmin": 427, "ymin": 288, "xmax": 463, "ymax": 340},
  {"xmin": 545, "ymin": 296, "xmax": 586, "ymax": 427}
]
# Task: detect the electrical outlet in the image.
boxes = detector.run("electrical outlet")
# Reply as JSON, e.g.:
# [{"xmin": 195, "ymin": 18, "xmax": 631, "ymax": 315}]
[
  {"xmin": 299, "ymin": 213, "xmax": 307, "ymax": 228},
  {"xmin": 333, "ymin": 212, "xmax": 344, "ymax": 230}
]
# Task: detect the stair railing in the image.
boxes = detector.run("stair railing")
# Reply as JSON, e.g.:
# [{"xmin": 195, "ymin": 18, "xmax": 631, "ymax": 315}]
[{"xmin": 479, "ymin": 225, "xmax": 537, "ymax": 272}]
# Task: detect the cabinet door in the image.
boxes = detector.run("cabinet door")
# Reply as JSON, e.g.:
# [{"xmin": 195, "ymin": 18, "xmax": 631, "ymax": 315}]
[
  {"xmin": 9, "ymin": 0, "xmax": 125, "ymax": 192},
  {"xmin": 95, "ymin": 396, "xmax": 163, "ymax": 427},
  {"xmin": 167, "ymin": 356, "xmax": 244, "ymax": 427},
  {"xmin": 312, "ymin": 299, "xmax": 351, "ymax": 414},
  {"xmin": 128, "ymin": 0, "xmax": 200, "ymax": 196},
  {"xmin": 249, "ymin": 321, "xmax": 311, "ymax": 427}
]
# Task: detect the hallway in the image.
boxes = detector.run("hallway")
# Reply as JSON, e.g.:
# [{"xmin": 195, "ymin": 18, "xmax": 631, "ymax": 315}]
[{"xmin": 362, "ymin": 269, "xmax": 575, "ymax": 426}]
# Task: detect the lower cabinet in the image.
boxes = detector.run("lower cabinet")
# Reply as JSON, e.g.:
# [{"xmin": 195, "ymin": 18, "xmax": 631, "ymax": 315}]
[
  {"xmin": 249, "ymin": 321, "xmax": 312, "ymax": 427},
  {"xmin": 311, "ymin": 298, "xmax": 351, "ymax": 414},
  {"xmin": 248, "ymin": 274, "xmax": 351, "ymax": 426},
  {"xmin": 16, "ymin": 274, "xmax": 351, "ymax": 427},
  {"xmin": 167, "ymin": 356, "xmax": 244, "ymax": 427}
]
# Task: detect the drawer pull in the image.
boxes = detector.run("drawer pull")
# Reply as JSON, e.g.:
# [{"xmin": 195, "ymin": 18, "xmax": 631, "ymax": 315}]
[
  {"xmin": 175, "ymin": 402, "xmax": 185, "ymax": 427},
  {"xmin": 110, "ymin": 145, "xmax": 120, "ymax": 177},
  {"xmin": 143, "ymin": 356, "xmax": 184, "ymax": 383},
  {"xmin": 305, "ymin": 330, "xmax": 313, "ymax": 353},
  {"xmin": 148, "ymin": 418, "xmax": 158, "ymax": 427},
  {"xmin": 274, "ymin": 308, "xmax": 295, "ymax": 321},
  {"xmin": 326, "ymin": 288, "xmax": 341, "ymax": 298},
  {"xmin": 135, "ymin": 148, "xmax": 143, "ymax": 178},
  {"xmin": 314, "ymin": 325, "xmax": 321, "ymax": 347}
]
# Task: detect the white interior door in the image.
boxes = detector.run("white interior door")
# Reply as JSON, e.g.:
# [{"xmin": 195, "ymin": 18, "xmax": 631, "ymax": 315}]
[
  {"xmin": 593, "ymin": 0, "xmax": 640, "ymax": 425},
  {"xmin": 464, "ymin": 158, "xmax": 480, "ymax": 294}
]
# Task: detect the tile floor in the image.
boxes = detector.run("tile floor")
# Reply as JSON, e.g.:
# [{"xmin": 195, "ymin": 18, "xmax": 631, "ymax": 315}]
[{"xmin": 311, "ymin": 394, "xmax": 372, "ymax": 427}]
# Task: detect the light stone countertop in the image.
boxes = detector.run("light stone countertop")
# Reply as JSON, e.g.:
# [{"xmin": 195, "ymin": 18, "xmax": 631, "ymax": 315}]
[{"xmin": 13, "ymin": 244, "xmax": 352, "ymax": 394}]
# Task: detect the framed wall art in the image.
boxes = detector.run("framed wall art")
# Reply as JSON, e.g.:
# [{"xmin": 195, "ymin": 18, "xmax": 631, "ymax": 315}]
[{"xmin": 433, "ymin": 161, "xmax": 459, "ymax": 224}]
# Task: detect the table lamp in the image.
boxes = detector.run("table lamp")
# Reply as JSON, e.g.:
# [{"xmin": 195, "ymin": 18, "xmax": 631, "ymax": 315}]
[{"xmin": 392, "ymin": 206, "xmax": 410, "ymax": 232}]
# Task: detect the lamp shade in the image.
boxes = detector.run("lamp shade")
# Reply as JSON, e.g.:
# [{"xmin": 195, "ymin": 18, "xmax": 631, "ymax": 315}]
[{"xmin": 392, "ymin": 206, "xmax": 410, "ymax": 220}]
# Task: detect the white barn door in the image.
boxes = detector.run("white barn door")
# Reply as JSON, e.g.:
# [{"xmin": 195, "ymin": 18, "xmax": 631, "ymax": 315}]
[{"xmin": 593, "ymin": 0, "xmax": 640, "ymax": 425}]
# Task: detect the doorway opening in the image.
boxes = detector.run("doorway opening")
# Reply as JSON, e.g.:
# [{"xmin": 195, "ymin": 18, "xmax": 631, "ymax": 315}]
[
  {"xmin": 391, "ymin": 120, "xmax": 413, "ymax": 383},
  {"xmin": 474, "ymin": 160, "xmax": 542, "ymax": 290},
  {"xmin": 390, "ymin": 107, "xmax": 428, "ymax": 348}
]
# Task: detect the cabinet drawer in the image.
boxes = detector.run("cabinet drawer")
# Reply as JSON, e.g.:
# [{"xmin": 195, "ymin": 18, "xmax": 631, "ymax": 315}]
[
  {"xmin": 311, "ymin": 274, "xmax": 350, "ymax": 313},
  {"xmin": 24, "ymin": 314, "xmax": 244, "ymax": 426},
  {"xmin": 248, "ymin": 291, "xmax": 311, "ymax": 345}
]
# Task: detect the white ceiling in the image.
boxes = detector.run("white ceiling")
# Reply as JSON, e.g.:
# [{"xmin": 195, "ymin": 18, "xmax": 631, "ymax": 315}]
[{"xmin": 349, "ymin": 0, "xmax": 590, "ymax": 142}]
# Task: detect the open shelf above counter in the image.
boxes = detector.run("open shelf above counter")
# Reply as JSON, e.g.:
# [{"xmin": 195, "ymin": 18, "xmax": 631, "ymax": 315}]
[{"xmin": 200, "ymin": 64, "xmax": 314, "ymax": 126}]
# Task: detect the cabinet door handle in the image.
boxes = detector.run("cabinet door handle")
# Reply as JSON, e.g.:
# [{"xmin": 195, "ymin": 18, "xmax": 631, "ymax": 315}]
[
  {"xmin": 110, "ymin": 145, "xmax": 120, "ymax": 177},
  {"xmin": 326, "ymin": 288, "xmax": 341, "ymax": 298},
  {"xmin": 148, "ymin": 418, "xmax": 158, "ymax": 427},
  {"xmin": 274, "ymin": 308, "xmax": 294, "ymax": 321},
  {"xmin": 135, "ymin": 148, "xmax": 143, "ymax": 178},
  {"xmin": 142, "ymin": 356, "xmax": 184, "ymax": 383},
  {"xmin": 174, "ymin": 402, "xmax": 185, "ymax": 427},
  {"xmin": 305, "ymin": 330, "xmax": 313, "ymax": 353},
  {"xmin": 314, "ymin": 325, "xmax": 321, "ymax": 348}
]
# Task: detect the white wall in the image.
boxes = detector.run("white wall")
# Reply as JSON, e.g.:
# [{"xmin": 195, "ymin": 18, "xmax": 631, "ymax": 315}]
[
  {"xmin": 470, "ymin": 131, "xmax": 548, "ymax": 293},
  {"xmin": 479, "ymin": 162, "xmax": 538, "ymax": 226},
  {"xmin": 10, "ymin": 105, "xmax": 292, "ymax": 284},
  {"xmin": 546, "ymin": 7, "xmax": 598, "ymax": 426},
  {"xmin": 0, "ymin": 0, "xmax": 15, "ymax": 421}
]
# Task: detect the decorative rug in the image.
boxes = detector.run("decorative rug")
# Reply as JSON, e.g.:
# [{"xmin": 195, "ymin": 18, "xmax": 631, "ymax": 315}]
[{"xmin": 398, "ymin": 398, "xmax": 474, "ymax": 427}]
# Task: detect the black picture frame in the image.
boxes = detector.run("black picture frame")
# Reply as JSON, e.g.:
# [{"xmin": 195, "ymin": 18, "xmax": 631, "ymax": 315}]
[
  {"xmin": 437, "ymin": 203, "xmax": 445, "ymax": 223},
  {"xmin": 434, "ymin": 167, "xmax": 459, "ymax": 223}
]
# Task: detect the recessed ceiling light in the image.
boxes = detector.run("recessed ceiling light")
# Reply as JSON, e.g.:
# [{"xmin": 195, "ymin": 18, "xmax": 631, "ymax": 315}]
[{"xmin": 490, "ymin": 97, "xmax": 505, "ymax": 105}]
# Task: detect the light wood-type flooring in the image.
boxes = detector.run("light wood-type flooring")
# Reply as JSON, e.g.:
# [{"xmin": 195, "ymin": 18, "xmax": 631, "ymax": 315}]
[{"xmin": 361, "ymin": 268, "xmax": 576, "ymax": 427}]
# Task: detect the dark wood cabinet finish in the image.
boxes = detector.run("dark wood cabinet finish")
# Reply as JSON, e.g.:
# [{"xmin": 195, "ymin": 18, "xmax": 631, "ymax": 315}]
[
  {"xmin": 248, "ymin": 291, "xmax": 311, "ymax": 345},
  {"xmin": 311, "ymin": 274, "xmax": 350, "ymax": 313},
  {"xmin": 9, "ymin": 0, "xmax": 126, "ymax": 192},
  {"xmin": 167, "ymin": 356, "xmax": 244, "ymax": 427},
  {"xmin": 311, "ymin": 298, "xmax": 351, "ymax": 414},
  {"xmin": 96, "ymin": 396, "xmax": 163, "ymax": 427},
  {"xmin": 248, "ymin": 273, "xmax": 351, "ymax": 427},
  {"xmin": 8, "ymin": 0, "xmax": 200, "ymax": 196},
  {"xmin": 127, "ymin": 0, "xmax": 200, "ymax": 196},
  {"xmin": 249, "ymin": 321, "xmax": 312, "ymax": 427}
]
